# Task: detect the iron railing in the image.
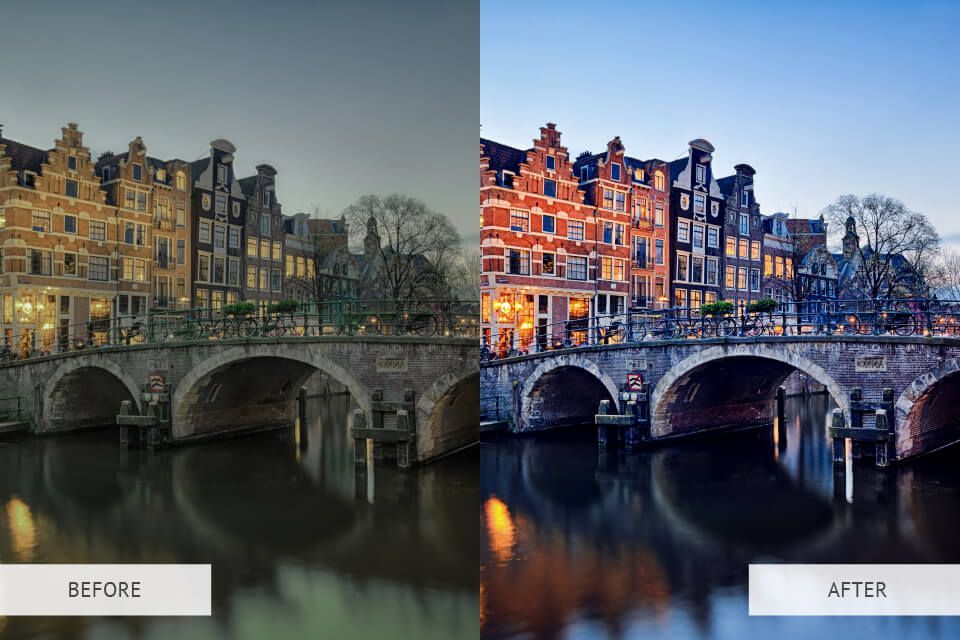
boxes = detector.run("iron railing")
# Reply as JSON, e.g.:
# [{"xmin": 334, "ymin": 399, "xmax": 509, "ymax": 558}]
[
  {"xmin": 481, "ymin": 298, "xmax": 960, "ymax": 360},
  {"xmin": 0, "ymin": 299, "xmax": 479, "ymax": 364}
]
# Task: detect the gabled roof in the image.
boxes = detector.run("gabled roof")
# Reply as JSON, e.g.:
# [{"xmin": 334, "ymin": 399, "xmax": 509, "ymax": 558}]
[
  {"xmin": 716, "ymin": 174, "xmax": 737, "ymax": 197},
  {"xmin": 668, "ymin": 157, "xmax": 688, "ymax": 184},
  {"xmin": 480, "ymin": 138, "xmax": 526, "ymax": 175},
  {"xmin": 238, "ymin": 175, "xmax": 258, "ymax": 197},
  {"xmin": 0, "ymin": 137, "xmax": 48, "ymax": 173}
]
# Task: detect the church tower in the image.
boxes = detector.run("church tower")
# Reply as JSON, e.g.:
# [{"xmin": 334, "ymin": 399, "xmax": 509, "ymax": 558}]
[{"xmin": 842, "ymin": 215, "xmax": 859, "ymax": 260}]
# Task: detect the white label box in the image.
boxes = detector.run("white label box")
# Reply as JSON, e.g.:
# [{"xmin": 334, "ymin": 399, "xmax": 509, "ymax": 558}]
[
  {"xmin": 0, "ymin": 564, "xmax": 211, "ymax": 616},
  {"xmin": 750, "ymin": 563, "xmax": 960, "ymax": 616}
]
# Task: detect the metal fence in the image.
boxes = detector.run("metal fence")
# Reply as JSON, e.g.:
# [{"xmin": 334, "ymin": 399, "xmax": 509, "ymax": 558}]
[
  {"xmin": 1, "ymin": 299, "xmax": 479, "ymax": 364},
  {"xmin": 481, "ymin": 298, "xmax": 960, "ymax": 361}
]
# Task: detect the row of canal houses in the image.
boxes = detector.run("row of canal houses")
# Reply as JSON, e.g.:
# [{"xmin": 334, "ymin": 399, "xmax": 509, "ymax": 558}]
[
  {"xmin": 0, "ymin": 123, "xmax": 358, "ymax": 356},
  {"xmin": 480, "ymin": 123, "xmax": 838, "ymax": 356}
]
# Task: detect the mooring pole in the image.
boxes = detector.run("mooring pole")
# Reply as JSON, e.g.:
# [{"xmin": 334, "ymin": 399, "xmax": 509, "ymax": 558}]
[
  {"xmin": 297, "ymin": 387, "xmax": 309, "ymax": 450},
  {"xmin": 597, "ymin": 399, "xmax": 610, "ymax": 448},
  {"xmin": 775, "ymin": 385, "xmax": 787, "ymax": 449},
  {"xmin": 831, "ymin": 408, "xmax": 846, "ymax": 465}
]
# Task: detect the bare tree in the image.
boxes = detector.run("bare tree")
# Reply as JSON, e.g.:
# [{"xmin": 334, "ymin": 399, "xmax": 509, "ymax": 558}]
[
  {"xmin": 344, "ymin": 194, "xmax": 461, "ymax": 302},
  {"xmin": 823, "ymin": 194, "xmax": 940, "ymax": 300},
  {"xmin": 930, "ymin": 248, "xmax": 960, "ymax": 300},
  {"xmin": 448, "ymin": 244, "xmax": 481, "ymax": 301},
  {"xmin": 289, "ymin": 228, "xmax": 355, "ymax": 309}
]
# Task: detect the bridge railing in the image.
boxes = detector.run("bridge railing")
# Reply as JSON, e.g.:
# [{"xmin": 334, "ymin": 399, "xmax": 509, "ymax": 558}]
[
  {"xmin": 0, "ymin": 299, "xmax": 480, "ymax": 364},
  {"xmin": 481, "ymin": 297, "xmax": 960, "ymax": 360}
]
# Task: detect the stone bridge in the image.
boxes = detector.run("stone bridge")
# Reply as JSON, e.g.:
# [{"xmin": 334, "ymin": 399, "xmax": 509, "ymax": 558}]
[
  {"xmin": 0, "ymin": 336, "xmax": 478, "ymax": 464},
  {"xmin": 481, "ymin": 335, "xmax": 960, "ymax": 464}
]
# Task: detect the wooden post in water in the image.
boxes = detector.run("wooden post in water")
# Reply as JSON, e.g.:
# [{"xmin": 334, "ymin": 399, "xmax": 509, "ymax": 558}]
[
  {"xmin": 775, "ymin": 385, "xmax": 787, "ymax": 450},
  {"xmin": 597, "ymin": 399, "xmax": 610, "ymax": 448},
  {"xmin": 297, "ymin": 387, "xmax": 309, "ymax": 450},
  {"xmin": 831, "ymin": 408, "xmax": 846, "ymax": 465}
]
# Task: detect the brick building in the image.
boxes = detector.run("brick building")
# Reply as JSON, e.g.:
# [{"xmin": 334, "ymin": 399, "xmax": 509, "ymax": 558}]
[
  {"xmin": 667, "ymin": 139, "xmax": 725, "ymax": 309},
  {"xmin": 239, "ymin": 164, "xmax": 285, "ymax": 312},
  {"xmin": 625, "ymin": 156, "xmax": 670, "ymax": 310},
  {"xmin": 189, "ymin": 139, "xmax": 245, "ymax": 311},
  {"xmin": 761, "ymin": 211, "xmax": 794, "ymax": 307},
  {"xmin": 481, "ymin": 124, "xmax": 596, "ymax": 356},
  {"xmin": 282, "ymin": 213, "xmax": 357, "ymax": 312},
  {"xmin": 717, "ymin": 163, "xmax": 763, "ymax": 312},
  {"xmin": 0, "ymin": 123, "xmax": 122, "ymax": 354}
]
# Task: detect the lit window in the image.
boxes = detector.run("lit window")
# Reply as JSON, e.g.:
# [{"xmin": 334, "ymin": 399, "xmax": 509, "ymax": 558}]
[{"xmin": 654, "ymin": 171, "xmax": 665, "ymax": 191}]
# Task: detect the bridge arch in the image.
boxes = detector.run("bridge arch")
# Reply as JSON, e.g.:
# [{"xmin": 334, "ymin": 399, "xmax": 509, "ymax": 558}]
[
  {"xmin": 171, "ymin": 344, "xmax": 372, "ymax": 440},
  {"xmin": 40, "ymin": 358, "xmax": 142, "ymax": 432},
  {"xmin": 416, "ymin": 364, "xmax": 480, "ymax": 461},
  {"xmin": 519, "ymin": 356, "xmax": 618, "ymax": 431},
  {"xmin": 651, "ymin": 345, "xmax": 848, "ymax": 438},
  {"xmin": 895, "ymin": 358, "xmax": 960, "ymax": 459}
]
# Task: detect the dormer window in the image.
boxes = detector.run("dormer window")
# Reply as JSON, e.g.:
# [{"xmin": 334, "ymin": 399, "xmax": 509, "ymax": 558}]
[
  {"xmin": 263, "ymin": 191, "xmax": 272, "ymax": 207},
  {"xmin": 741, "ymin": 190, "xmax": 749, "ymax": 207},
  {"xmin": 132, "ymin": 164, "xmax": 143, "ymax": 182},
  {"xmin": 634, "ymin": 168, "xmax": 644, "ymax": 181},
  {"xmin": 611, "ymin": 163, "xmax": 621, "ymax": 181},
  {"xmin": 217, "ymin": 164, "xmax": 228, "ymax": 183},
  {"xmin": 156, "ymin": 168, "xmax": 166, "ymax": 182},
  {"xmin": 68, "ymin": 156, "xmax": 77, "ymax": 172},
  {"xmin": 654, "ymin": 171, "xmax": 665, "ymax": 191},
  {"xmin": 695, "ymin": 164, "xmax": 706, "ymax": 183},
  {"xmin": 580, "ymin": 166, "xmax": 589, "ymax": 182},
  {"xmin": 546, "ymin": 155, "xmax": 556, "ymax": 171}
]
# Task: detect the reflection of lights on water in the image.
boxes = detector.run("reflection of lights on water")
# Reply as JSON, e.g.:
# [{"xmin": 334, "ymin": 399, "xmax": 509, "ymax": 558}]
[
  {"xmin": 6, "ymin": 497, "xmax": 37, "ymax": 561},
  {"xmin": 484, "ymin": 496, "xmax": 516, "ymax": 562}
]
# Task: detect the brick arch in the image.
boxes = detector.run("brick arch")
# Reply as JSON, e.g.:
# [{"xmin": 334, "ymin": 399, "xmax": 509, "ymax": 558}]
[
  {"xmin": 416, "ymin": 362, "xmax": 480, "ymax": 461},
  {"xmin": 894, "ymin": 358, "xmax": 960, "ymax": 458},
  {"xmin": 171, "ymin": 344, "xmax": 372, "ymax": 440},
  {"xmin": 651, "ymin": 345, "xmax": 849, "ymax": 438},
  {"xmin": 519, "ymin": 355, "xmax": 619, "ymax": 431},
  {"xmin": 40, "ymin": 357, "xmax": 143, "ymax": 432}
]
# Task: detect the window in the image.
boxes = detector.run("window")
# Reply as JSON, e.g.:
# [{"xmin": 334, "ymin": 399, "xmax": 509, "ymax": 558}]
[
  {"xmin": 739, "ymin": 213, "xmax": 749, "ymax": 235},
  {"xmin": 692, "ymin": 224, "xmax": 704, "ymax": 250},
  {"xmin": 542, "ymin": 214, "xmax": 555, "ymax": 234},
  {"xmin": 247, "ymin": 237, "xmax": 258, "ymax": 257},
  {"xmin": 68, "ymin": 156, "xmax": 78, "ymax": 172},
  {"xmin": 215, "ymin": 194, "xmax": 227, "ymax": 215},
  {"xmin": 725, "ymin": 237, "xmax": 736, "ymax": 256},
  {"xmin": 229, "ymin": 227, "xmax": 241, "ymax": 249},
  {"xmin": 677, "ymin": 220, "xmax": 690, "ymax": 243},
  {"xmin": 655, "ymin": 203, "xmax": 664, "ymax": 226},
  {"xmin": 601, "ymin": 257, "xmax": 613, "ymax": 280},
  {"xmin": 212, "ymin": 291, "xmax": 223, "ymax": 311},
  {"xmin": 247, "ymin": 265, "xmax": 257, "ymax": 288},
  {"xmin": 263, "ymin": 191, "xmax": 272, "ymax": 207},
  {"xmin": 655, "ymin": 239, "xmax": 664, "ymax": 264},
  {"xmin": 137, "ymin": 191, "xmax": 147, "ymax": 211},
  {"xmin": 155, "ymin": 236, "xmax": 171, "ymax": 268},
  {"xmin": 271, "ymin": 268, "xmax": 281, "ymax": 291},
  {"xmin": 272, "ymin": 242, "xmax": 281, "ymax": 261},
  {"xmin": 508, "ymin": 249, "xmax": 530, "ymax": 275},
  {"xmin": 691, "ymin": 256, "xmax": 704, "ymax": 283},
  {"xmin": 696, "ymin": 165, "xmax": 705, "ymax": 183},
  {"xmin": 580, "ymin": 166, "xmax": 589, "ymax": 182},
  {"xmin": 611, "ymin": 163, "xmax": 621, "ymax": 181},
  {"xmin": 633, "ymin": 237, "xmax": 648, "ymax": 268},
  {"xmin": 614, "ymin": 259, "xmax": 626, "ymax": 282},
  {"xmin": 214, "ymin": 257, "xmax": 225, "ymax": 284},
  {"xmin": 132, "ymin": 164, "xmax": 143, "ymax": 182},
  {"xmin": 546, "ymin": 155, "xmax": 556, "ymax": 171},
  {"xmin": 741, "ymin": 190, "xmax": 749, "ymax": 207},
  {"xmin": 542, "ymin": 252, "xmax": 555, "ymax": 275},
  {"xmin": 199, "ymin": 220, "xmax": 211, "ymax": 243},
  {"xmin": 228, "ymin": 257, "xmax": 240, "ymax": 286},
  {"xmin": 690, "ymin": 290, "xmax": 702, "ymax": 309},
  {"xmin": 654, "ymin": 171, "xmax": 665, "ymax": 191},
  {"xmin": 285, "ymin": 255, "xmax": 295, "ymax": 277},
  {"xmin": 32, "ymin": 210, "xmax": 51, "ymax": 232},
  {"xmin": 122, "ymin": 257, "xmax": 147, "ymax": 282},
  {"xmin": 614, "ymin": 223, "xmax": 624, "ymax": 246},
  {"xmin": 259, "ymin": 267, "xmax": 268, "ymax": 290},
  {"xmin": 510, "ymin": 209, "xmax": 529, "ymax": 232},
  {"xmin": 214, "ymin": 224, "xmax": 226, "ymax": 249},
  {"xmin": 775, "ymin": 256, "xmax": 785, "ymax": 278},
  {"xmin": 674, "ymin": 288, "xmax": 687, "ymax": 308},
  {"xmin": 543, "ymin": 179, "xmax": 557, "ymax": 198},
  {"xmin": 634, "ymin": 195, "xmax": 648, "ymax": 221},
  {"xmin": 634, "ymin": 168, "xmax": 644, "ymax": 181},
  {"xmin": 707, "ymin": 227, "xmax": 719, "ymax": 248},
  {"xmin": 29, "ymin": 249, "xmax": 52, "ymax": 275},
  {"xmin": 156, "ymin": 168, "xmax": 166, "ymax": 182},
  {"xmin": 90, "ymin": 220, "xmax": 106, "ymax": 241},
  {"xmin": 66, "ymin": 179, "xmax": 78, "ymax": 198},
  {"xmin": 614, "ymin": 191, "xmax": 626, "ymax": 212},
  {"xmin": 567, "ymin": 256, "xmax": 587, "ymax": 280},
  {"xmin": 124, "ymin": 189, "xmax": 136, "ymax": 209},
  {"xmin": 725, "ymin": 265, "xmax": 736, "ymax": 288},
  {"xmin": 706, "ymin": 258, "xmax": 718, "ymax": 286},
  {"xmin": 568, "ymin": 220, "xmax": 584, "ymax": 241},
  {"xmin": 260, "ymin": 239, "xmax": 269, "ymax": 258},
  {"xmin": 764, "ymin": 254, "xmax": 773, "ymax": 276},
  {"xmin": 87, "ymin": 255, "xmax": 110, "ymax": 281},
  {"xmin": 750, "ymin": 268, "xmax": 761, "ymax": 292},
  {"xmin": 217, "ymin": 164, "xmax": 227, "ymax": 183},
  {"xmin": 155, "ymin": 198, "xmax": 170, "ymax": 223},
  {"xmin": 602, "ymin": 189, "xmax": 614, "ymax": 210},
  {"xmin": 676, "ymin": 253, "xmax": 689, "ymax": 281},
  {"xmin": 176, "ymin": 202, "xmax": 185, "ymax": 227},
  {"xmin": 739, "ymin": 238, "xmax": 748, "ymax": 258},
  {"xmin": 751, "ymin": 241, "xmax": 760, "ymax": 260},
  {"xmin": 176, "ymin": 171, "xmax": 187, "ymax": 191},
  {"xmin": 602, "ymin": 221, "xmax": 613, "ymax": 244},
  {"xmin": 198, "ymin": 254, "xmax": 210, "ymax": 281},
  {"xmin": 260, "ymin": 214, "xmax": 271, "ymax": 235},
  {"xmin": 63, "ymin": 252, "xmax": 77, "ymax": 276},
  {"xmin": 693, "ymin": 193, "xmax": 706, "ymax": 215},
  {"xmin": 655, "ymin": 276, "xmax": 665, "ymax": 300},
  {"xmin": 177, "ymin": 239, "xmax": 185, "ymax": 265}
]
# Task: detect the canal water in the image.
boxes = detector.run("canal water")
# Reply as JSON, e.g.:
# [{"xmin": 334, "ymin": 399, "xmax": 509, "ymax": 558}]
[
  {"xmin": 0, "ymin": 393, "xmax": 478, "ymax": 639},
  {"xmin": 481, "ymin": 394, "xmax": 960, "ymax": 639}
]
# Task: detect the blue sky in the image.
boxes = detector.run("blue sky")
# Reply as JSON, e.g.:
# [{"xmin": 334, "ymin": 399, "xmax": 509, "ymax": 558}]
[
  {"xmin": 481, "ymin": 0, "xmax": 960, "ymax": 245},
  {"xmin": 1, "ymin": 0, "xmax": 478, "ymax": 241}
]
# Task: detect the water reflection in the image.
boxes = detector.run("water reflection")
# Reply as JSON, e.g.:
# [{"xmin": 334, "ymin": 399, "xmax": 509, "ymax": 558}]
[
  {"xmin": 0, "ymin": 391, "xmax": 477, "ymax": 639},
  {"xmin": 481, "ymin": 395, "xmax": 960, "ymax": 639}
]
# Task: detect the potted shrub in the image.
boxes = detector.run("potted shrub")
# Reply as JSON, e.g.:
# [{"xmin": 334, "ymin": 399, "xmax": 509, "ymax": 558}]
[
  {"xmin": 267, "ymin": 299, "xmax": 299, "ymax": 315},
  {"xmin": 747, "ymin": 297, "xmax": 779, "ymax": 314},
  {"xmin": 223, "ymin": 301, "xmax": 256, "ymax": 317},
  {"xmin": 701, "ymin": 301, "xmax": 734, "ymax": 316}
]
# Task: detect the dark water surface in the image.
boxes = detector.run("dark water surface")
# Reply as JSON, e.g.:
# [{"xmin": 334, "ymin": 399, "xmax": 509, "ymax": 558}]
[
  {"xmin": 481, "ymin": 395, "xmax": 960, "ymax": 640},
  {"xmin": 0, "ymin": 394, "xmax": 478, "ymax": 639}
]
